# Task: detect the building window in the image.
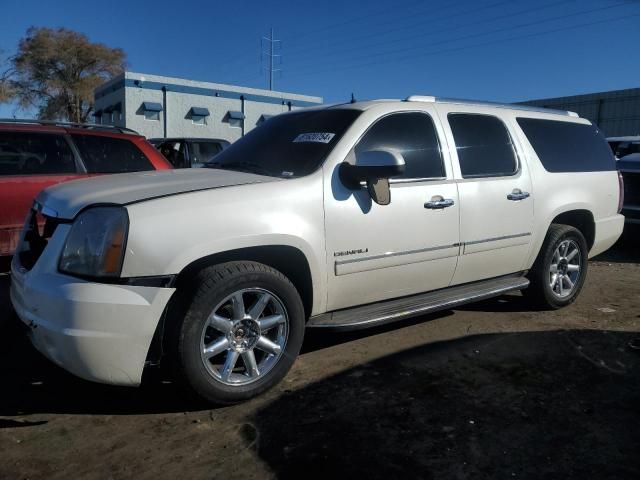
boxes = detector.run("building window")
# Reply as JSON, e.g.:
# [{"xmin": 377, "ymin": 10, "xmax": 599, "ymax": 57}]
[
  {"xmin": 189, "ymin": 106, "xmax": 210, "ymax": 126},
  {"xmin": 93, "ymin": 110, "xmax": 102, "ymax": 125},
  {"xmin": 145, "ymin": 110, "xmax": 160, "ymax": 121},
  {"xmin": 226, "ymin": 110, "xmax": 245, "ymax": 128},
  {"xmin": 141, "ymin": 101, "xmax": 163, "ymax": 121}
]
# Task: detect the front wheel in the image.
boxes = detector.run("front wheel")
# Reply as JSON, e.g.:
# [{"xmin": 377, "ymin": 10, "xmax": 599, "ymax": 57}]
[
  {"xmin": 176, "ymin": 261, "xmax": 305, "ymax": 404},
  {"xmin": 525, "ymin": 224, "xmax": 588, "ymax": 309}
]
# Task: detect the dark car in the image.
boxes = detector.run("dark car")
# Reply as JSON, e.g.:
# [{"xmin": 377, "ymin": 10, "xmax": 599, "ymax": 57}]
[
  {"xmin": 150, "ymin": 138, "xmax": 229, "ymax": 168},
  {"xmin": 0, "ymin": 119, "xmax": 172, "ymax": 257},
  {"xmin": 607, "ymin": 136, "xmax": 640, "ymax": 159},
  {"xmin": 617, "ymin": 152, "xmax": 640, "ymax": 225}
]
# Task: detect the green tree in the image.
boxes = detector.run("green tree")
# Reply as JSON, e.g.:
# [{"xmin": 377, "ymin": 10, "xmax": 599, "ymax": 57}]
[{"xmin": 2, "ymin": 27, "xmax": 126, "ymax": 122}]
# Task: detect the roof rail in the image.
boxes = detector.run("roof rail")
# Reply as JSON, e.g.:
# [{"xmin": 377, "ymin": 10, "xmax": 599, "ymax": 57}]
[
  {"xmin": 404, "ymin": 96, "xmax": 578, "ymax": 117},
  {"xmin": 0, "ymin": 118, "xmax": 139, "ymax": 135}
]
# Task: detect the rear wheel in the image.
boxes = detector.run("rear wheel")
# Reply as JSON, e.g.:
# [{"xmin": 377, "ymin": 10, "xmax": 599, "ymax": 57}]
[
  {"xmin": 525, "ymin": 224, "xmax": 588, "ymax": 309},
  {"xmin": 176, "ymin": 261, "xmax": 305, "ymax": 404}
]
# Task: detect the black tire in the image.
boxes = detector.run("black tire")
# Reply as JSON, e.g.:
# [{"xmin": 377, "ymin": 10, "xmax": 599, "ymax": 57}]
[
  {"xmin": 525, "ymin": 224, "xmax": 588, "ymax": 309},
  {"xmin": 175, "ymin": 261, "xmax": 305, "ymax": 404}
]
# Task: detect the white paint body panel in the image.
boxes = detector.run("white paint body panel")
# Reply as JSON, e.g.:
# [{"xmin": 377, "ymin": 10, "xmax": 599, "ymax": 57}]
[{"xmin": 11, "ymin": 98, "xmax": 624, "ymax": 386}]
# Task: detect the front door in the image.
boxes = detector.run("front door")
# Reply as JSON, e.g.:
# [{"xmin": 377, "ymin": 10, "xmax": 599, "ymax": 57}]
[{"xmin": 323, "ymin": 110, "xmax": 460, "ymax": 311}]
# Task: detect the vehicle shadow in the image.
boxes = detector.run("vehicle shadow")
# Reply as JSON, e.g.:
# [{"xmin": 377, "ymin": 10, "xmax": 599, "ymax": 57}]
[
  {"xmin": 593, "ymin": 224, "xmax": 640, "ymax": 264},
  {"xmin": 248, "ymin": 329, "xmax": 640, "ymax": 480}
]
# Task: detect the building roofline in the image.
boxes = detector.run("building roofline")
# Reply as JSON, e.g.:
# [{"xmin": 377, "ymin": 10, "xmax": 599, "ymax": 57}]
[{"xmin": 95, "ymin": 71, "xmax": 322, "ymax": 103}]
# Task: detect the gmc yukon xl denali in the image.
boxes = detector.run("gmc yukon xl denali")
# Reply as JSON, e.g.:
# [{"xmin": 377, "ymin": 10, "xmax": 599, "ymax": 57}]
[{"xmin": 11, "ymin": 96, "xmax": 624, "ymax": 404}]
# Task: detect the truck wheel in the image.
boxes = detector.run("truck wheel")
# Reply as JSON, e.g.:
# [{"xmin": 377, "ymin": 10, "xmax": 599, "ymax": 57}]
[
  {"xmin": 176, "ymin": 261, "xmax": 305, "ymax": 404},
  {"xmin": 525, "ymin": 224, "xmax": 588, "ymax": 309}
]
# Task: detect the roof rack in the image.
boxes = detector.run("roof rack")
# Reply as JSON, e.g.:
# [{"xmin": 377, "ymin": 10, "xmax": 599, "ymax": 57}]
[
  {"xmin": 404, "ymin": 96, "xmax": 579, "ymax": 118},
  {"xmin": 0, "ymin": 118, "xmax": 139, "ymax": 135}
]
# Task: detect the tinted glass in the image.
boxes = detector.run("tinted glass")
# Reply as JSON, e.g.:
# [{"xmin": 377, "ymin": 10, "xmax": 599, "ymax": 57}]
[
  {"xmin": 448, "ymin": 114, "xmax": 517, "ymax": 178},
  {"xmin": 158, "ymin": 141, "xmax": 188, "ymax": 168},
  {"xmin": 517, "ymin": 118, "xmax": 615, "ymax": 172},
  {"xmin": 72, "ymin": 135, "xmax": 153, "ymax": 173},
  {"xmin": 355, "ymin": 112, "xmax": 444, "ymax": 179},
  {"xmin": 0, "ymin": 132, "xmax": 76, "ymax": 176},
  {"xmin": 206, "ymin": 109, "xmax": 361, "ymax": 178},
  {"xmin": 191, "ymin": 141, "xmax": 222, "ymax": 167}
]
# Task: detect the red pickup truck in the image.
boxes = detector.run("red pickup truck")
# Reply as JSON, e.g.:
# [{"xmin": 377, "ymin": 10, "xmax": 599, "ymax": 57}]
[{"xmin": 0, "ymin": 120, "xmax": 172, "ymax": 257}]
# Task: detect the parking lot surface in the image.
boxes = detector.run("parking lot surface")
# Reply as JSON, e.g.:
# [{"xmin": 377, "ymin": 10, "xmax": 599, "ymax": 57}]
[{"xmin": 0, "ymin": 230, "xmax": 638, "ymax": 479}]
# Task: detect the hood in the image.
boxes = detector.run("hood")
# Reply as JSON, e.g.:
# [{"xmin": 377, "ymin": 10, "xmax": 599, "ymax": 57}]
[
  {"xmin": 618, "ymin": 153, "xmax": 640, "ymax": 171},
  {"xmin": 37, "ymin": 168, "xmax": 279, "ymax": 219}
]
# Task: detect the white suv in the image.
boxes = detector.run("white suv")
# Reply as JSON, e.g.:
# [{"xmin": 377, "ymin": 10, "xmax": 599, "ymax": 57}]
[{"xmin": 11, "ymin": 96, "xmax": 624, "ymax": 403}]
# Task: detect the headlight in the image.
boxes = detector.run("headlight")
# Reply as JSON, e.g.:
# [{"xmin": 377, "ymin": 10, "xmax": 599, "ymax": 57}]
[{"xmin": 59, "ymin": 207, "xmax": 129, "ymax": 278}]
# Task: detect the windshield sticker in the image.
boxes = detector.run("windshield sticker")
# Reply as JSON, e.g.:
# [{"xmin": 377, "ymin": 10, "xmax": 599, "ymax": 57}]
[{"xmin": 293, "ymin": 132, "xmax": 336, "ymax": 144}]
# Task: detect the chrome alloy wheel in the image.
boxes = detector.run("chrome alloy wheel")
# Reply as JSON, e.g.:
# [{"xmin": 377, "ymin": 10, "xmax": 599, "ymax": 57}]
[
  {"xmin": 549, "ymin": 239, "xmax": 581, "ymax": 299},
  {"xmin": 200, "ymin": 288, "xmax": 289, "ymax": 386}
]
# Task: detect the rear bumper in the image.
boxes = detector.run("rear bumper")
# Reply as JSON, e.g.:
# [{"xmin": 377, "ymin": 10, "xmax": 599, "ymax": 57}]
[
  {"xmin": 590, "ymin": 214, "xmax": 625, "ymax": 258},
  {"xmin": 10, "ymin": 257, "xmax": 175, "ymax": 386}
]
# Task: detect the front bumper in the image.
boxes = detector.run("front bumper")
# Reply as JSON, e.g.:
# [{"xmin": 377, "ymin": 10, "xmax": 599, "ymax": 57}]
[{"xmin": 10, "ymin": 225, "xmax": 175, "ymax": 386}]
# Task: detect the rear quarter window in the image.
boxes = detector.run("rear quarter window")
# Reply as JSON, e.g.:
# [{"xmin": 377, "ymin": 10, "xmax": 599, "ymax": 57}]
[
  {"xmin": 516, "ymin": 118, "xmax": 615, "ymax": 172},
  {"xmin": 72, "ymin": 134, "xmax": 154, "ymax": 173}
]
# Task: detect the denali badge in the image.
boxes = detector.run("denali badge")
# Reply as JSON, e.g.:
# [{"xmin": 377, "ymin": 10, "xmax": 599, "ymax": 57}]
[{"xmin": 334, "ymin": 248, "xmax": 369, "ymax": 257}]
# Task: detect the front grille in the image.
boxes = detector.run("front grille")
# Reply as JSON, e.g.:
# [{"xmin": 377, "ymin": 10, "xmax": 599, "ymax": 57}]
[
  {"xmin": 16, "ymin": 209, "xmax": 60, "ymax": 271},
  {"xmin": 622, "ymin": 171, "xmax": 640, "ymax": 206}
]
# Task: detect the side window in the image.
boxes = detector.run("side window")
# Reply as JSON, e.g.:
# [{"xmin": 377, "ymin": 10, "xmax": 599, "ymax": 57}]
[
  {"xmin": 516, "ymin": 118, "xmax": 616, "ymax": 172},
  {"xmin": 72, "ymin": 135, "xmax": 154, "ymax": 173},
  {"xmin": 354, "ymin": 112, "xmax": 445, "ymax": 180},
  {"xmin": 158, "ymin": 141, "xmax": 188, "ymax": 168},
  {"xmin": 191, "ymin": 141, "xmax": 222, "ymax": 167},
  {"xmin": 0, "ymin": 132, "xmax": 76, "ymax": 176},
  {"xmin": 448, "ymin": 113, "xmax": 518, "ymax": 178}
]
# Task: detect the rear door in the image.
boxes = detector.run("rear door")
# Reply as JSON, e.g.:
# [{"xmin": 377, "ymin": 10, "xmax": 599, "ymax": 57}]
[
  {"xmin": 0, "ymin": 131, "xmax": 80, "ymax": 256},
  {"xmin": 435, "ymin": 106, "xmax": 534, "ymax": 285}
]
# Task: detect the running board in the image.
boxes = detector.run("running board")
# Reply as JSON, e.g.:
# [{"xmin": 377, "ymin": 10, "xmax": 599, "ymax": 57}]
[{"xmin": 307, "ymin": 274, "xmax": 529, "ymax": 331}]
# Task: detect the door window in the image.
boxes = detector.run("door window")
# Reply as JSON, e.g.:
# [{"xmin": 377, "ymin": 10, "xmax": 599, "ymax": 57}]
[
  {"xmin": 448, "ymin": 113, "xmax": 518, "ymax": 178},
  {"xmin": 72, "ymin": 135, "xmax": 154, "ymax": 173},
  {"xmin": 355, "ymin": 112, "xmax": 445, "ymax": 180},
  {"xmin": 0, "ymin": 132, "xmax": 76, "ymax": 176},
  {"xmin": 191, "ymin": 141, "xmax": 223, "ymax": 167}
]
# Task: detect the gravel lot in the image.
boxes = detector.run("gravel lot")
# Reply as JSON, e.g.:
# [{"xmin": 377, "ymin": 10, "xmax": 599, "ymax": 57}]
[{"xmin": 0, "ymin": 228, "xmax": 638, "ymax": 479}]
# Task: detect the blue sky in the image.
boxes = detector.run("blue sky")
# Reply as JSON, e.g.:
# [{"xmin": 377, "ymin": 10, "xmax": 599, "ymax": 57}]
[{"xmin": 2, "ymin": 0, "xmax": 640, "ymax": 117}]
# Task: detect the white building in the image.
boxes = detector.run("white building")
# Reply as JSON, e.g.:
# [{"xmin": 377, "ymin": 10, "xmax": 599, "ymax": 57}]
[{"xmin": 93, "ymin": 72, "xmax": 323, "ymax": 142}]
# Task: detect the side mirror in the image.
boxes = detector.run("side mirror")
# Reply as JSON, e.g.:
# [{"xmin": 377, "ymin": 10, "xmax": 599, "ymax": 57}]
[{"xmin": 339, "ymin": 149, "xmax": 405, "ymax": 205}]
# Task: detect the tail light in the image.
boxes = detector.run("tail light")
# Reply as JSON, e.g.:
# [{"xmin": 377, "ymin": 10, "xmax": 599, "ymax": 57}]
[{"xmin": 617, "ymin": 171, "xmax": 624, "ymax": 214}]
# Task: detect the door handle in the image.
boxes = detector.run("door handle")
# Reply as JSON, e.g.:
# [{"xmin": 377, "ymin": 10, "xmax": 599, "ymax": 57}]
[
  {"xmin": 507, "ymin": 189, "xmax": 530, "ymax": 201},
  {"xmin": 424, "ymin": 197, "xmax": 455, "ymax": 209}
]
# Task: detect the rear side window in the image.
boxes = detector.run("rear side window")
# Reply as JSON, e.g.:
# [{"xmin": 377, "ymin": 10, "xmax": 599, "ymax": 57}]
[
  {"xmin": 517, "ymin": 118, "xmax": 616, "ymax": 172},
  {"xmin": 448, "ymin": 113, "xmax": 518, "ymax": 178},
  {"xmin": 355, "ymin": 112, "xmax": 444, "ymax": 180},
  {"xmin": 0, "ymin": 132, "xmax": 76, "ymax": 176},
  {"xmin": 72, "ymin": 135, "xmax": 153, "ymax": 173}
]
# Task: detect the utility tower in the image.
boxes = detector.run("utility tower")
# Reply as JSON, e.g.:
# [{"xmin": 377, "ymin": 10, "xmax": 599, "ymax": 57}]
[{"xmin": 262, "ymin": 28, "xmax": 281, "ymax": 91}]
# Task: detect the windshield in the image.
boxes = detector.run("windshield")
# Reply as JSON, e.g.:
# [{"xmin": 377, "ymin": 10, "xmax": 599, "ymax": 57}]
[{"xmin": 204, "ymin": 108, "xmax": 361, "ymax": 178}]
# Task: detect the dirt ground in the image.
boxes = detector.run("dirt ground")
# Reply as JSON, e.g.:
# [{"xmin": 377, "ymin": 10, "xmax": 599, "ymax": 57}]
[{"xmin": 0, "ymin": 229, "xmax": 638, "ymax": 479}]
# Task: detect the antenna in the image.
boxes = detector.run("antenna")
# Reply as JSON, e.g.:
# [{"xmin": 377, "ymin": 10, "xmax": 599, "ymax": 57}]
[{"xmin": 261, "ymin": 28, "xmax": 281, "ymax": 91}]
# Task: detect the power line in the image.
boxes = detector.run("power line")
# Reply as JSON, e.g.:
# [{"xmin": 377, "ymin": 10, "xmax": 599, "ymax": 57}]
[
  {"xmin": 285, "ymin": 0, "xmax": 574, "ymax": 60},
  {"xmin": 282, "ymin": 11, "xmax": 640, "ymax": 82},
  {"xmin": 285, "ymin": 1, "xmax": 636, "ymax": 76},
  {"xmin": 282, "ymin": 0, "xmax": 519, "ymax": 58}
]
